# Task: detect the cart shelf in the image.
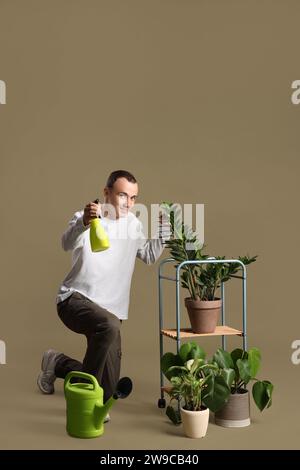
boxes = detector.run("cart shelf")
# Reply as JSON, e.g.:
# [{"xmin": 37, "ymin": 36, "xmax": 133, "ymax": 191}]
[{"xmin": 161, "ymin": 325, "xmax": 243, "ymax": 339}]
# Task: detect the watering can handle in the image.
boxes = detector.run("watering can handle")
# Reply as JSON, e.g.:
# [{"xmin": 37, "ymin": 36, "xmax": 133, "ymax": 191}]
[{"xmin": 64, "ymin": 371, "xmax": 99, "ymax": 390}]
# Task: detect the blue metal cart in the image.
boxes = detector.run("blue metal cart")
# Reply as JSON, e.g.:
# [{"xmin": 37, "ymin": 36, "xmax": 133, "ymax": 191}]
[{"xmin": 157, "ymin": 257, "xmax": 248, "ymax": 409}]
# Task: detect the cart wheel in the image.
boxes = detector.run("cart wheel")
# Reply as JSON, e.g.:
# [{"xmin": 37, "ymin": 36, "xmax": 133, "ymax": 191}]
[{"xmin": 158, "ymin": 398, "xmax": 166, "ymax": 409}]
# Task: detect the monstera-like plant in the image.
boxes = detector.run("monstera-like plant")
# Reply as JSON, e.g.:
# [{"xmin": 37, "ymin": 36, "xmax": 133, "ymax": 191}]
[{"xmin": 212, "ymin": 347, "xmax": 274, "ymax": 427}]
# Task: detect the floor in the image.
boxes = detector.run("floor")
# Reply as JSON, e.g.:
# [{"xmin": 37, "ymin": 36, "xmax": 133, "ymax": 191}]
[{"xmin": 0, "ymin": 341, "xmax": 299, "ymax": 450}]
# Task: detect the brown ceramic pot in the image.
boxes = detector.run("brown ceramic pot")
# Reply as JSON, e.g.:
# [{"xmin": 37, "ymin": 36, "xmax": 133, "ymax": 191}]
[{"xmin": 184, "ymin": 298, "xmax": 221, "ymax": 333}]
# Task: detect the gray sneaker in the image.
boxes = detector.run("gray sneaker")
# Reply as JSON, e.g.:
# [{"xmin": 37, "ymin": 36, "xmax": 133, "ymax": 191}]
[
  {"xmin": 104, "ymin": 414, "xmax": 110, "ymax": 423},
  {"xmin": 37, "ymin": 349, "xmax": 63, "ymax": 394}
]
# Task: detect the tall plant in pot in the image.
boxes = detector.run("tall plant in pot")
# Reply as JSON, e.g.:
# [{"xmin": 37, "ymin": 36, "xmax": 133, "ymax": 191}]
[
  {"xmin": 160, "ymin": 202, "xmax": 257, "ymax": 333},
  {"xmin": 212, "ymin": 347, "xmax": 274, "ymax": 427},
  {"xmin": 161, "ymin": 342, "xmax": 231, "ymax": 438}
]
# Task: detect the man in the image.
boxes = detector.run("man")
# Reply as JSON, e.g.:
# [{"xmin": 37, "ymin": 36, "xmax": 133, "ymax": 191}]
[{"xmin": 37, "ymin": 170, "xmax": 169, "ymax": 416}]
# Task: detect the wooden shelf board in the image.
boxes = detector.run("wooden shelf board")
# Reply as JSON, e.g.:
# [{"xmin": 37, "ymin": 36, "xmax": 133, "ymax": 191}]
[{"xmin": 161, "ymin": 325, "xmax": 242, "ymax": 339}]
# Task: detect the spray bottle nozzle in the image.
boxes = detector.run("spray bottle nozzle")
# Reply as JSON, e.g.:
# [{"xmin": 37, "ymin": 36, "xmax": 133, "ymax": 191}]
[{"xmin": 93, "ymin": 199, "xmax": 101, "ymax": 218}]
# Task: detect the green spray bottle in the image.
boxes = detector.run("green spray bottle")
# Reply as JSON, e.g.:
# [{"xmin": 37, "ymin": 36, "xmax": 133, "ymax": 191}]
[{"xmin": 90, "ymin": 198, "xmax": 110, "ymax": 252}]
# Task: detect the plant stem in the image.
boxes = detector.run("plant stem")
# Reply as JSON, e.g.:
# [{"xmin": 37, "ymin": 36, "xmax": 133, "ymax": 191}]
[{"xmin": 235, "ymin": 380, "xmax": 245, "ymax": 392}]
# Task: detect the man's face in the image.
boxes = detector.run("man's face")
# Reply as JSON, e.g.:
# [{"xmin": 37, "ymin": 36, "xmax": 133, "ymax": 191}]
[{"xmin": 104, "ymin": 177, "xmax": 138, "ymax": 218}]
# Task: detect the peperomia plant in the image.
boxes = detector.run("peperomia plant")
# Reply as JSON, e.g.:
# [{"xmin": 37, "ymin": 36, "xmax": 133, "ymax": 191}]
[
  {"xmin": 161, "ymin": 342, "xmax": 231, "ymax": 424},
  {"xmin": 212, "ymin": 347, "xmax": 274, "ymax": 411}
]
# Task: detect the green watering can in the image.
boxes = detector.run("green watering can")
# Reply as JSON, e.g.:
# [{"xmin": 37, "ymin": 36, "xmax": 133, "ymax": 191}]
[{"xmin": 64, "ymin": 371, "xmax": 132, "ymax": 438}]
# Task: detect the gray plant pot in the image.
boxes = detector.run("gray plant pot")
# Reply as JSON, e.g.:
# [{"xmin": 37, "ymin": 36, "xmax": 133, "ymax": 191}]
[{"xmin": 214, "ymin": 390, "xmax": 250, "ymax": 428}]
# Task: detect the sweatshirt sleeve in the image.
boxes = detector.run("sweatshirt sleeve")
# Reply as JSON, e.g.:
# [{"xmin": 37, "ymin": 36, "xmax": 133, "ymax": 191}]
[
  {"xmin": 61, "ymin": 210, "xmax": 90, "ymax": 251},
  {"xmin": 136, "ymin": 218, "xmax": 171, "ymax": 265},
  {"xmin": 136, "ymin": 238, "xmax": 164, "ymax": 265}
]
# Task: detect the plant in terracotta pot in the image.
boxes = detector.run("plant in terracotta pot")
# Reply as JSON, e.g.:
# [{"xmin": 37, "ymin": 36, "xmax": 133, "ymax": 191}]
[
  {"xmin": 160, "ymin": 202, "xmax": 257, "ymax": 333},
  {"xmin": 211, "ymin": 347, "xmax": 274, "ymax": 427},
  {"xmin": 161, "ymin": 342, "xmax": 231, "ymax": 438}
]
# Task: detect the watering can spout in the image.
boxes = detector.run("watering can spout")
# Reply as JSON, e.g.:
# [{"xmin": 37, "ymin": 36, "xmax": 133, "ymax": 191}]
[
  {"xmin": 94, "ymin": 377, "xmax": 133, "ymax": 430},
  {"xmin": 94, "ymin": 396, "xmax": 115, "ymax": 429}
]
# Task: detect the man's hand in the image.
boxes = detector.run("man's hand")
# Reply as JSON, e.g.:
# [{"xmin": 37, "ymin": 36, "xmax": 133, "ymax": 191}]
[
  {"xmin": 158, "ymin": 213, "xmax": 172, "ymax": 242},
  {"xmin": 83, "ymin": 200, "xmax": 101, "ymax": 226}
]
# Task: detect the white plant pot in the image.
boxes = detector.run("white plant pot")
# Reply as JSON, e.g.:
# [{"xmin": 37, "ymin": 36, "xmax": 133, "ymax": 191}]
[{"xmin": 180, "ymin": 407, "xmax": 209, "ymax": 438}]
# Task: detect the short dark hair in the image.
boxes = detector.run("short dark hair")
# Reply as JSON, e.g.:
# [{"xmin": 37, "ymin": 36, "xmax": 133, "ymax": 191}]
[{"xmin": 106, "ymin": 170, "xmax": 137, "ymax": 189}]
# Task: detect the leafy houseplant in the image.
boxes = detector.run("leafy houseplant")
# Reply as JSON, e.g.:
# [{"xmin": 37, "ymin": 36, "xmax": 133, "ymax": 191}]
[
  {"xmin": 161, "ymin": 342, "xmax": 231, "ymax": 438},
  {"xmin": 212, "ymin": 347, "xmax": 274, "ymax": 427},
  {"xmin": 160, "ymin": 202, "xmax": 257, "ymax": 333}
]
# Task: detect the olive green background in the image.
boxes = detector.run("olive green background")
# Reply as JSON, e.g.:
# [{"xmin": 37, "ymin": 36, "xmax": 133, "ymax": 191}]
[{"xmin": 0, "ymin": 0, "xmax": 299, "ymax": 449}]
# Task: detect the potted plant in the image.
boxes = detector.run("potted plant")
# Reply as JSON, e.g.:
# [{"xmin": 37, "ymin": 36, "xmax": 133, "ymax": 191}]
[
  {"xmin": 160, "ymin": 202, "xmax": 257, "ymax": 333},
  {"xmin": 211, "ymin": 347, "xmax": 274, "ymax": 427},
  {"xmin": 161, "ymin": 342, "xmax": 231, "ymax": 438}
]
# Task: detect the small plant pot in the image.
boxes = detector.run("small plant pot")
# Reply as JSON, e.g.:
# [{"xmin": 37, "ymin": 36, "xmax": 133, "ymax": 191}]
[
  {"xmin": 180, "ymin": 407, "xmax": 209, "ymax": 438},
  {"xmin": 184, "ymin": 298, "xmax": 221, "ymax": 334},
  {"xmin": 214, "ymin": 390, "xmax": 250, "ymax": 427}
]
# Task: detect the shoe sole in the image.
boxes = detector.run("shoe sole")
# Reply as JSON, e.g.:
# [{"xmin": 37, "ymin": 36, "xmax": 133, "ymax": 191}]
[
  {"xmin": 37, "ymin": 372, "xmax": 53, "ymax": 394},
  {"xmin": 37, "ymin": 349, "xmax": 57, "ymax": 394},
  {"xmin": 41, "ymin": 349, "xmax": 56, "ymax": 372}
]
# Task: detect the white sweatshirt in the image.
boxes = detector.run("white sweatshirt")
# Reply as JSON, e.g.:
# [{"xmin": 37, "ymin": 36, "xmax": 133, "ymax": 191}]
[{"xmin": 56, "ymin": 210, "xmax": 167, "ymax": 320}]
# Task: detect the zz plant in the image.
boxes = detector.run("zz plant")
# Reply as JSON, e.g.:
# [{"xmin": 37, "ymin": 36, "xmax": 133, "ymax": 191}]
[{"xmin": 160, "ymin": 201, "xmax": 257, "ymax": 301}]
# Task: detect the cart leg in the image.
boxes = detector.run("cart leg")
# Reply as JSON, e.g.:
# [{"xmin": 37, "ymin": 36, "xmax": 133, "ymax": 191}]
[
  {"xmin": 242, "ymin": 269, "xmax": 247, "ymax": 351},
  {"xmin": 158, "ymin": 272, "xmax": 166, "ymax": 408},
  {"xmin": 221, "ymin": 282, "xmax": 226, "ymax": 350},
  {"xmin": 158, "ymin": 397, "xmax": 166, "ymax": 408}
]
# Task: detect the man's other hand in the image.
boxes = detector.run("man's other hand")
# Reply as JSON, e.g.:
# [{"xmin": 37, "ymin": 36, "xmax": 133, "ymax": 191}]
[{"xmin": 158, "ymin": 213, "xmax": 172, "ymax": 242}]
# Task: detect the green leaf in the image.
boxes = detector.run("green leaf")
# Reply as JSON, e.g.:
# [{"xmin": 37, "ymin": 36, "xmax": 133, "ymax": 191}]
[
  {"xmin": 248, "ymin": 348, "xmax": 261, "ymax": 378},
  {"xmin": 169, "ymin": 365, "xmax": 188, "ymax": 374},
  {"xmin": 239, "ymin": 255, "xmax": 258, "ymax": 266},
  {"xmin": 237, "ymin": 358, "xmax": 252, "ymax": 385},
  {"xmin": 264, "ymin": 381, "xmax": 274, "ymax": 408},
  {"xmin": 220, "ymin": 368, "xmax": 235, "ymax": 389},
  {"xmin": 166, "ymin": 405, "xmax": 182, "ymax": 425},
  {"xmin": 231, "ymin": 348, "xmax": 247, "ymax": 367},
  {"xmin": 160, "ymin": 201, "xmax": 173, "ymax": 211},
  {"xmin": 203, "ymin": 375, "xmax": 231, "ymax": 412},
  {"xmin": 252, "ymin": 380, "xmax": 274, "ymax": 411},
  {"xmin": 190, "ymin": 358, "xmax": 202, "ymax": 374},
  {"xmin": 161, "ymin": 353, "xmax": 183, "ymax": 380},
  {"xmin": 179, "ymin": 343, "xmax": 193, "ymax": 362},
  {"xmin": 213, "ymin": 349, "xmax": 234, "ymax": 369},
  {"xmin": 187, "ymin": 343, "xmax": 206, "ymax": 361}
]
